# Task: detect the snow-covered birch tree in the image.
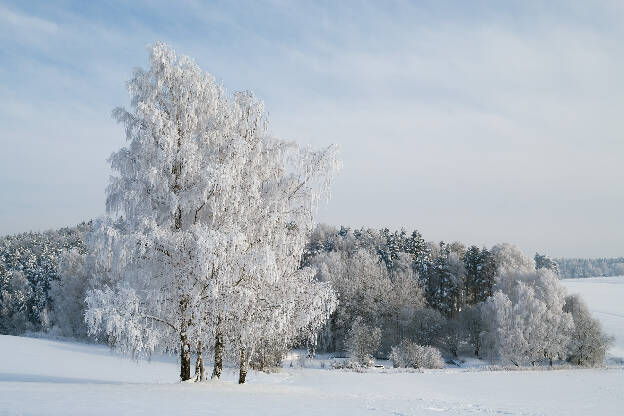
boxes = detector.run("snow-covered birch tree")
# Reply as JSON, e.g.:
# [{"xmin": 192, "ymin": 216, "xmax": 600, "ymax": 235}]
[
  {"xmin": 480, "ymin": 264, "xmax": 573, "ymax": 366},
  {"xmin": 209, "ymin": 91, "xmax": 339, "ymax": 383},
  {"xmin": 84, "ymin": 42, "xmax": 339, "ymax": 382}
]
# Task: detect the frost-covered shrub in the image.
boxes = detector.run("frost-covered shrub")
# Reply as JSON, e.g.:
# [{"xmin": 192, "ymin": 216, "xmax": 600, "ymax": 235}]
[
  {"xmin": 336, "ymin": 359, "xmax": 371, "ymax": 372},
  {"xmin": 564, "ymin": 294, "xmax": 612, "ymax": 367},
  {"xmin": 345, "ymin": 317, "xmax": 381, "ymax": 367},
  {"xmin": 390, "ymin": 340, "xmax": 444, "ymax": 369},
  {"xmin": 249, "ymin": 338, "xmax": 289, "ymax": 372}
]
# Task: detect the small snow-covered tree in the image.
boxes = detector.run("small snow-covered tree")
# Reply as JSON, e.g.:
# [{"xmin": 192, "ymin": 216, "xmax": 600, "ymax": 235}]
[
  {"xmin": 346, "ymin": 317, "xmax": 381, "ymax": 367},
  {"xmin": 564, "ymin": 294, "xmax": 612, "ymax": 366},
  {"xmin": 491, "ymin": 244, "xmax": 535, "ymax": 274},
  {"xmin": 228, "ymin": 265, "xmax": 338, "ymax": 383},
  {"xmin": 49, "ymin": 248, "xmax": 90, "ymax": 338},
  {"xmin": 385, "ymin": 255, "xmax": 427, "ymax": 352},
  {"xmin": 479, "ymin": 290, "xmax": 521, "ymax": 364}
]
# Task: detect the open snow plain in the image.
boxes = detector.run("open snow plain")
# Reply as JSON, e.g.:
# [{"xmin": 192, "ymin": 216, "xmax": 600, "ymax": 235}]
[{"xmin": 1, "ymin": 276, "xmax": 623, "ymax": 416}]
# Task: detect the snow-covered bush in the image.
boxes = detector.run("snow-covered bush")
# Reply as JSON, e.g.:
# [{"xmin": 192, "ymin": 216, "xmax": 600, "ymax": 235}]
[
  {"xmin": 564, "ymin": 294, "xmax": 612, "ymax": 366},
  {"xmin": 249, "ymin": 338, "xmax": 289, "ymax": 372},
  {"xmin": 345, "ymin": 317, "xmax": 381, "ymax": 367},
  {"xmin": 390, "ymin": 340, "xmax": 444, "ymax": 369}
]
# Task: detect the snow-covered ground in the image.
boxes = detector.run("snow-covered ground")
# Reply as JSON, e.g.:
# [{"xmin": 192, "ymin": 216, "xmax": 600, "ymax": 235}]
[
  {"xmin": 561, "ymin": 275, "xmax": 624, "ymax": 361},
  {"xmin": 1, "ymin": 276, "xmax": 623, "ymax": 416},
  {"xmin": 0, "ymin": 335, "xmax": 622, "ymax": 415}
]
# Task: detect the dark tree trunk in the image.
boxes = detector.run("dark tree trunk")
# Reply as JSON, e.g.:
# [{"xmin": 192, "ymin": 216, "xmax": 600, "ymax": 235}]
[
  {"xmin": 195, "ymin": 341, "xmax": 205, "ymax": 381},
  {"xmin": 307, "ymin": 338, "xmax": 316, "ymax": 358},
  {"xmin": 180, "ymin": 329, "xmax": 191, "ymax": 381},
  {"xmin": 238, "ymin": 347, "xmax": 247, "ymax": 384},
  {"xmin": 451, "ymin": 346, "xmax": 458, "ymax": 358},
  {"xmin": 212, "ymin": 320, "xmax": 223, "ymax": 379}
]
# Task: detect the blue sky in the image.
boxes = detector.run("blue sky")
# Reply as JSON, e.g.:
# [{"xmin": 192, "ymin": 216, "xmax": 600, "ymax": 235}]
[{"xmin": 1, "ymin": 0, "xmax": 623, "ymax": 257}]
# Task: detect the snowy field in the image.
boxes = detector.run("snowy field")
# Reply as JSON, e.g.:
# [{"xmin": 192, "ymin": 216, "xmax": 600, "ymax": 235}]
[
  {"xmin": 1, "ymin": 276, "xmax": 623, "ymax": 416},
  {"xmin": 0, "ymin": 336, "xmax": 623, "ymax": 416}
]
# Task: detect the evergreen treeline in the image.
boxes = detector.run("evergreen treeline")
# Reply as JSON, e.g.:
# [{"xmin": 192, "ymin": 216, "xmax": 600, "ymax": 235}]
[
  {"xmin": 0, "ymin": 222, "xmax": 90, "ymax": 334},
  {"xmin": 556, "ymin": 257, "xmax": 624, "ymax": 278}
]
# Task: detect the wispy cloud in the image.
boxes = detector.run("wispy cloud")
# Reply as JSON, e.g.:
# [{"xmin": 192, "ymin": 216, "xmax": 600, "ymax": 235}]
[{"xmin": 0, "ymin": 5, "xmax": 58, "ymax": 34}]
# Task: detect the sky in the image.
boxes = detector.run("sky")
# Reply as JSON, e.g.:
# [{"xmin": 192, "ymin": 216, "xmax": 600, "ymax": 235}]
[{"xmin": 0, "ymin": 0, "xmax": 622, "ymax": 258}]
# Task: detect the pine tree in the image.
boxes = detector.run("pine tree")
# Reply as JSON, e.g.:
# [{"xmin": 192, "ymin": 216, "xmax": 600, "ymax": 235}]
[
  {"xmin": 422, "ymin": 243, "xmax": 465, "ymax": 318},
  {"xmin": 535, "ymin": 253, "xmax": 560, "ymax": 276}
]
